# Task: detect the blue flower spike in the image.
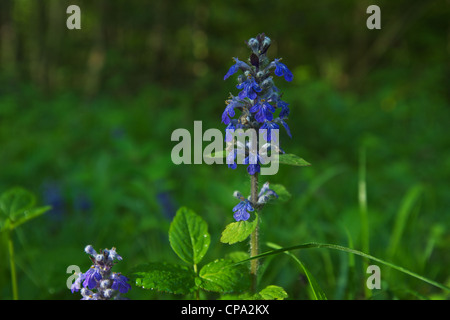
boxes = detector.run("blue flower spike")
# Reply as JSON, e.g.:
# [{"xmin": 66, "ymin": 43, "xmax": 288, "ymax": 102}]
[{"xmin": 222, "ymin": 33, "xmax": 294, "ymax": 176}]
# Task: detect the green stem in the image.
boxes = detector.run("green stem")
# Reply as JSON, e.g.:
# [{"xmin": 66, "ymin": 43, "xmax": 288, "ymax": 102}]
[
  {"xmin": 250, "ymin": 172, "xmax": 259, "ymax": 293},
  {"xmin": 359, "ymin": 147, "xmax": 370, "ymax": 298},
  {"xmin": 7, "ymin": 231, "xmax": 18, "ymax": 300},
  {"xmin": 193, "ymin": 263, "xmax": 199, "ymax": 300}
]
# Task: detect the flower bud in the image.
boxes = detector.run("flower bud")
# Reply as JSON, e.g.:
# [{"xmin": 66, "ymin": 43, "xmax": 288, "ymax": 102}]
[
  {"xmin": 261, "ymin": 36, "xmax": 271, "ymax": 54},
  {"xmin": 261, "ymin": 77, "xmax": 274, "ymax": 90},
  {"xmin": 233, "ymin": 191, "xmax": 243, "ymax": 199},
  {"xmin": 103, "ymin": 289, "xmax": 114, "ymax": 299},
  {"xmin": 247, "ymin": 37, "xmax": 260, "ymax": 54},
  {"xmin": 84, "ymin": 245, "xmax": 96, "ymax": 256},
  {"xmin": 100, "ymin": 279, "xmax": 111, "ymax": 289}
]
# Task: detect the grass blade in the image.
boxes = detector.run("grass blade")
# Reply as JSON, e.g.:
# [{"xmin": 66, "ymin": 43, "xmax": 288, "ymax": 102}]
[
  {"xmin": 266, "ymin": 242, "xmax": 327, "ymax": 300},
  {"xmin": 387, "ymin": 184, "xmax": 423, "ymax": 261},
  {"xmin": 235, "ymin": 242, "xmax": 450, "ymax": 292}
]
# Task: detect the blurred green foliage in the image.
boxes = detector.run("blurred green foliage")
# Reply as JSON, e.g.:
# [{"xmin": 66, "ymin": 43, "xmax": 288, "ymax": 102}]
[{"xmin": 0, "ymin": 0, "xmax": 448, "ymax": 299}]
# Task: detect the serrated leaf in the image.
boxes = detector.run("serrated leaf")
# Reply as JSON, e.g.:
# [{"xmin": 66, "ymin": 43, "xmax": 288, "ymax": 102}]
[
  {"xmin": 269, "ymin": 184, "xmax": 291, "ymax": 202},
  {"xmin": 257, "ymin": 285, "xmax": 288, "ymax": 300},
  {"xmin": 220, "ymin": 213, "xmax": 258, "ymax": 245},
  {"xmin": 169, "ymin": 207, "xmax": 210, "ymax": 265},
  {"xmin": 196, "ymin": 259, "xmax": 249, "ymax": 293},
  {"xmin": 275, "ymin": 154, "xmax": 311, "ymax": 167},
  {"xmin": 129, "ymin": 262, "xmax": 196, "ymax": 295}
]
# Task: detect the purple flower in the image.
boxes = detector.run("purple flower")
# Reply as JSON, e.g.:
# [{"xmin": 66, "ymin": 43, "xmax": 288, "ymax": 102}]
[
  {"xmin": 243, "ymin": 151, "xmax": 265, "ymax": 175},
  {"xmin": 273, "ymin": 59, "xmax": 293, "ymax": 82},
  {"xmin": 274, "ymin": 118, "xmax": 292, "ymax": 138},
  {"xmin": 111, "ymin": 273, "xmax": 132, "ymax": 294},
  {"xmin": 71, "ymin": 245, "xmax": 131, "ymax": 300},
  {"xmin": 246, "ymin": 163, "xmax": 260, "ymax": 175},
  {"xmin": 226, "ymin": 148, "xmax": 237, "ymax": 169},
  {"xmin": 221, "ymin": 96, "xmax": 243, "ymax": 125},
  {"xmin": 107, "ymin": 247, "xmax": 122, "ymax": 262},
  {"xmin": 237, "ymin": 77, "xmax": 262, "ymax": 100},
  {"xmin": 71, "ymin": 272, "xmax": 85, "ymax": 293},
  {"xmin": 260, "ymin": 121, "xmax": 280, "ymax": 142},
  {"xmin": 250, "ymin": 98, "xmax": 275, "ymax": 123},
  {"xmin": 233, "ymin": 199, "xmax": 254, "ymax": 221},
  {"xmin": 83, "ymin": 266, "xmax": 102, "ymax": 290},
  {"xmin": 257, "ymin": 182, "xmax": 279, "ymax": 204},
  {"xmin": 221, "ymin": 34, "xmax": 295, "ymax": 175},
  {"xmin": 224, "ymin": 122, "xmax": 236, "ymax": 143},
  {"xmin": 224, "ymin": 57, "xmax": 250, "ymax": 80},
  {"xmin": 277, "ymin": 99, "xmax": 290, "ymax": 119}
]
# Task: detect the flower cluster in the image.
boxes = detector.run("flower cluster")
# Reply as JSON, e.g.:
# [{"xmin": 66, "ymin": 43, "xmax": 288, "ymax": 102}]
[
  {"xmin": 222, "ymin": 33, "xmax": 293, "ymax": 175},
  {"xmin": 71, "ymin": 245, "xmax": 131, "ymax": 300},
  {"xmin": 232, "ymin": 182, "xmax": 278, "ymax": 221}
]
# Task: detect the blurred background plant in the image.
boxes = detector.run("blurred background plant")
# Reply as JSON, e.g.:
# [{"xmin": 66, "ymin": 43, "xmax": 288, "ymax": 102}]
[{"xmin": 0, "ymin": 0, "xmax": 448, "ymax": 300}]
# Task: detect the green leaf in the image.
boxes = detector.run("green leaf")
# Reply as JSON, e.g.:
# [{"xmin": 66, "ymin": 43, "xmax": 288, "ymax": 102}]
[
  {"xmin": 196, "ymin": 259, "xmax": 250, "ymax": 293},
  {"xmin": 130, "ymin": 262, "xmax": 196, "ymax": 294},
  {"xmin": 8, "ymin": 206, "xmax": 51, "ymax": 231},
  {"xmin": 0, "ymin": 187, "xmax": 50, "ymax": 232},
  {"xmin": 169, "ymin": 207, "xmax": 210, "ymax": 265},
  {"xmin": 225, "ymin": 251, "xmax": 249, "ymax": 263},
  {"xmin": 256, "ymin": 285, "xmax": 288, "ymax": 300},
  {"xmin": 236, "ymin": 242, "xmax": 450, "ymax": 293},
  {"xmin": 0, "ymin": 187, "xmax": 36, "ymax": 220},
  {"xmin": 269, "ymin": 184, "xmax": 291, "ymax": 202},
  {"xmin": 275, "ymin": 153, "xmax": 311, "ymax": 166},
  {"xmin": 387, "ymin": 184, "xmax": 423, "ymax": 261},
  {"xmin": 267, "ymin": 242, "xmax": 327, "ymax": 300},
  {"xmin": 220, "ymin": 213, "xmax": 258, "ymax": 245}
]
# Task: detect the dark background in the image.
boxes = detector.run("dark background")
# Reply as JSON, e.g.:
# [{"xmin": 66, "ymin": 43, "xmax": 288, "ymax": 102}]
[{"xmin": 0, "ymin": 0, "xmax": 448, "ymax": 299}]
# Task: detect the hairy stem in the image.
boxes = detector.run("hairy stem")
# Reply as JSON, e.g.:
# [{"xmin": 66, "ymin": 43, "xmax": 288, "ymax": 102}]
[{"xmin": 250, "ymin": 172, "xmax": 259, "ymax": 293}]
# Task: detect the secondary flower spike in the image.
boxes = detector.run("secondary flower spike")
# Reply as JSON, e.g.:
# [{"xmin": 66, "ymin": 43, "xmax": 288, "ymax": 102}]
[
  {"xmin": 231, "ymin": 182, "xmax": 278, "ymax": 221},
  {"xmin": 71, "ymin": 245, "xmax": 131, "ymax": 300}
]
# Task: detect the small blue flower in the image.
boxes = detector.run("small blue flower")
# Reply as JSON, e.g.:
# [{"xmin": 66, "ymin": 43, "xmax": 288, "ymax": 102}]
[
  {"xmin": 224, "ymin": 122, "xmax": 236, "ymax": 143},
  {"xmin": 260, "ymin": 121, "xmax": 280, "ymax": 142},
  {"xmin": 274, "ymin": 118, "xmax": 292, "ymax": 138},
  {"xmin": 273, "ymin": 59, "xmax": 293, "ymax": 82},
  {"xmin": 257, "ymin": 182, "xmax": 279, "ymax": 204},
  {"xmin": 233, "ymin": 199, "xmax": 254, "ymax": 221},
  {"xmin": 107, "ymin": 247, "xmax": 122, "ymax": 262},
  {"xmin": 250, "ymin": 98, "xmax": 275, "ymax": 123},
  {"xmin": 246, "ymin": 163, "xmax": 260, "ymax": 175},
  {"xmin": 222, "ymin": 97, "xmax": 242, "ymax": 125},
  {"xmin": 111, "ymin": 273, "xmax": 132, "ymax": 294},
  {"xmin": 224, "ymin": 57, "xmax": 250, "ymax": 80},
  {"xmin": 226, "ymin": 148, "xmax": 237, "ymax": 169},
  {"xmin": 83, "ymin": 266, "xmax": 102, "ymax": 290},
  {"xmin": 243, "ymin": 151, "xmax": 265, "ymax": 175},
  {"xmin": 277, "ymin": 99, "xmax": 290, "ymax": 119},
  {"xmin": 71, "ymin": 272, "xmax": 85, "ymax": 293},
  {"xmin": 237, "ymin": 77, "xmax": 262, "ymax": 100}
]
